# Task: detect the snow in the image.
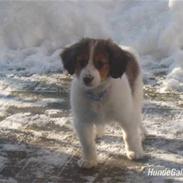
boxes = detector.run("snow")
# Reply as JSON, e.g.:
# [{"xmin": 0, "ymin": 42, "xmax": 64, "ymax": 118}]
[{"xmin": 0, "ymin": 0, "xmax": 182, "ymax": 91}]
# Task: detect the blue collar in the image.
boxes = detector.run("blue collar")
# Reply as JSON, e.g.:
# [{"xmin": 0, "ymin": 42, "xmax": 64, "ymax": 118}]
[{"xmin": 85, "ymin": 85, "xmax": 110, "ymax": 102}]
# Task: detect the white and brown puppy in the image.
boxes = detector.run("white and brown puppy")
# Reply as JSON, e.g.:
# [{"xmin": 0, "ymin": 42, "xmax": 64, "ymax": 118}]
[{"xmin": 60, "ymin": 38, "xmax": 145, "ymax": 168}]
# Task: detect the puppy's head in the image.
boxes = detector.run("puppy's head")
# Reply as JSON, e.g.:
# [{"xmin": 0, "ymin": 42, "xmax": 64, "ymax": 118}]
[{"xmin": 60, "ymin": 38, "xmax": 131, "ymax": 89}]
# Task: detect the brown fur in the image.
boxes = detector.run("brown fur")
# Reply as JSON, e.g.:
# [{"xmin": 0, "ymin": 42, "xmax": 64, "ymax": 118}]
[
  {"xmin": 61, "ymin": 38, "xmax": 90, "ymax": 75},
  {"xmin": 126, "ymin": 53, "xmax": 139, "ymax": 94},
  {"xmin": 75, "ymin": 53, "xmax": 89, "ymax": 76},
  {"xmin": 93, "ymin": 42, "xmax": 110, "ymax": 81}
]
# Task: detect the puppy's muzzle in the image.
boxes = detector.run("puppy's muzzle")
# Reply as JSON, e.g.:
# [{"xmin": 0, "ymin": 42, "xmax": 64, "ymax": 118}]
[{"xmin": 83, "ymin": 75, "xmax": 94, "ymax": 85}]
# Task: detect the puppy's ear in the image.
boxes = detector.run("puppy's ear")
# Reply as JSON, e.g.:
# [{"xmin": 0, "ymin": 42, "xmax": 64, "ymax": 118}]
[
  {"xmin": 60, "ymin": 43, "xmax": 78, "ymax": 75},
  {"xmin": 107, "ymin": 41, "xmax": 132, "ymax": 78},
  {"xmin": 60, "ymin": 39, "xmax": 90, "ymax": 75}
]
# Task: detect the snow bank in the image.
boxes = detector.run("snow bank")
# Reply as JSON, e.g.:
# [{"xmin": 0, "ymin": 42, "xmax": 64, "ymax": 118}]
[
  {"xmin": 0, "ymin": 1, "xmax": 112, "ymax": 74},
  {"xmin": 0, "ymin": 0, "xmax": 183, "ymax": 91},
  {"xmin": 161, "ymin": 0, "xmax": 183, "ymax": 91}
]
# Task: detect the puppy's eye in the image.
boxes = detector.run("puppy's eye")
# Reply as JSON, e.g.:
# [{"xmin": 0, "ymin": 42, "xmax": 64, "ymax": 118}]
[
  {"xmin": 95, "ymin": 61, "xmax": 106, "ymax": 69},
  {"xmin": 78, "ymin": 60, "xmax": 87, "ymax": 68}
]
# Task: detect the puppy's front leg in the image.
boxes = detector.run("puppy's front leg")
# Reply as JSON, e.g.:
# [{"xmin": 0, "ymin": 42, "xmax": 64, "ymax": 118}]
[{"xmin": 74, "ymin": 120, "xmax": 97, "ymax": 168}]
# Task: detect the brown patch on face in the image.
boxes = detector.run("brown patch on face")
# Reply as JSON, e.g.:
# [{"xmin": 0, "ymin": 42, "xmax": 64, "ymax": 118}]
[
  {"xmin": 93, "ymin": 41, "xmax": 110, "ymax": 81},
  {"xmin": 75, "ymin": 53, "xmax": 89, "ymax": 76}
]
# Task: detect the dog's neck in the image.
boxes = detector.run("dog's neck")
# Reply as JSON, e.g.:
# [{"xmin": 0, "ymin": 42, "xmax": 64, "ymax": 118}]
[{"xmin": 85, "ymin": 80, "xmax": 111, "ymax": 102}]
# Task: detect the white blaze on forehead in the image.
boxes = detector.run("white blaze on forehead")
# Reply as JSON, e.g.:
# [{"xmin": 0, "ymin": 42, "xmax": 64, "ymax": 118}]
[
  {"xmin": 88, "ymin": 40, "xmax": 98, "ymax": 65},
  {"xmin": 79, "ymin": 40, "xmax": 101, "ymax": 88}
]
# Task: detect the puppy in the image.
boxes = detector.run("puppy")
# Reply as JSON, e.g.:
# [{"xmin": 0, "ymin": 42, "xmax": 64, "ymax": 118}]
[{"xmin": 60, "ymin": 38, "xmax": 145, "ymax": 168}]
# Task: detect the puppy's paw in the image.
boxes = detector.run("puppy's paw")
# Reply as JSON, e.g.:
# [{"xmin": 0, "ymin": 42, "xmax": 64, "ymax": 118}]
[
  {"xmin": 77, "ymin": 159, "xmax": 97, "ymax": 169},
  {"xmin": 127, "ymin": 150, "xmax": 144, "ymax": 160},
  {"xmin": 96, "ymin": 125, "xmax": 104, "ymax": 139},
  {"xmin": 140, "ymin": 127, "xmax": 147, "ymax": 141}
]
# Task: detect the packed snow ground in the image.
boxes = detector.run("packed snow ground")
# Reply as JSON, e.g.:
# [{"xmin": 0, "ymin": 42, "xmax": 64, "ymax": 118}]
[
  {"xmin": 0, "ymin": 0, "xmax": 183, "ymax": 182},
  {"xmin": 0, "ymin": 73, "xmax": 182, "ymax": 182}
]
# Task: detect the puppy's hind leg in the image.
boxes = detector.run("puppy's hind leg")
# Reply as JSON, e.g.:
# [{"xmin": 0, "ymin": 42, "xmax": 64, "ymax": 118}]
[
  {"xmin": 140, "ymin": 124, "xmax": 147, "ymax": 141},
  {"xmin": 74, "ymin": 120, "xmax": 97, "ymax": 168},
  {"xmin": 95, "ymin": 124, "xmax": 105, "ymax": 139},
  {"xmin": 122, "ymin": 123, "xmax": 144, "ymax": 160}
]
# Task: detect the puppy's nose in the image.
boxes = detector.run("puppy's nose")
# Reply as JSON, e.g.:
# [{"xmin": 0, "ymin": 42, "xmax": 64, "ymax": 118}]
[{"xmin": 83, "ymin": 76, "xmax": 94, "ymax": 85}]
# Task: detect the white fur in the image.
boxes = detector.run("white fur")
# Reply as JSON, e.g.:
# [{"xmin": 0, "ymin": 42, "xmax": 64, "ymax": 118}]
[
  {"xmin": 79, "ymin": 41, "xmax": 102, "ymax": 89},
  {"xmin": 70, "ymin": 46, "xmax": 144, "ymax": 168}
]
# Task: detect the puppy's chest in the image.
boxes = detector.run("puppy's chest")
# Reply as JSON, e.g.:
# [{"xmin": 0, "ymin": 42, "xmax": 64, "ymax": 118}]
[{"xmin": 89, "ymin": 100, "xmax": 113, "ymax": 120}]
